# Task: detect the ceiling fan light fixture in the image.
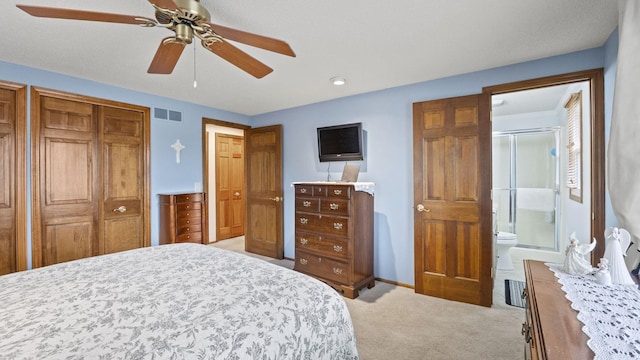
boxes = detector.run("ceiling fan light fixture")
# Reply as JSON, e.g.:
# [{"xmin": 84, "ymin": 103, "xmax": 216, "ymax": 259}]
[
  {"xmin": 174, "ymin": 23, "xmax": 193, "ymax": 44},
  {"xmin": 330, "ymin": 77, "xmax": 346, "ymax": 86}
]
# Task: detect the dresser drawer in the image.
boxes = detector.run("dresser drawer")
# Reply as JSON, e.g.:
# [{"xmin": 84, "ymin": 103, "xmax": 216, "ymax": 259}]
[
  {"xmin": 295, "ymin": 185, "xmax": 315, "ymax": 197},
  {"xmin": 177, "ymin": 223, "xmax": 202, "ymax": 235},
  {"xmin": 176, "ymin": 232, "xmax": 202, "ymax": 243},
  {"xmin": 295, "ymin": 214, "xmax": 349, "ymax": 237},
  {"xmin": 320, "ymin": 198, "xmax": 349, "ymax": 215},
  {"xmin": 295, "ymin": 197, "xmax": 320, "ymax": 212},
  {"xmin": 326, "ymin": 185, "xmax": 350, "ymax": 199},
  {"xmin": 177, "ymin": 202, "xmax": 202, "ymax": 212},
  {"xmin": 295, "ymin": 251, "xmax": 350, "ymax": 284},
  {"xmin": 295, "ymin": 232, "xmax": 349, "ymax": 260},
  {"xmin": 176, "ymin": 209, "xmax": 202, "ymax": 219},
  {"xmin": 177, "ymin": 217, "xmax": 199, "ymax": 227},
  {"xmin": 176, "ymin": 193, "xmax": 203, "ymax": 203}
]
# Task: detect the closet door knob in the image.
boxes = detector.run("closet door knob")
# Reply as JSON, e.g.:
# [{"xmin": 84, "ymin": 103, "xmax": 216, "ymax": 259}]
[{"xmin": 113, "ymin": 206, "xmax": 127, "ymax": 213}]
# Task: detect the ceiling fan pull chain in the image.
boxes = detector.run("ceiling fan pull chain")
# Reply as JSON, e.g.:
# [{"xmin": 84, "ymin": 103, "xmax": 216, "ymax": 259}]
[{"xmin": 193, "ymin": 42, "xmax": 198, "ymax": 88}]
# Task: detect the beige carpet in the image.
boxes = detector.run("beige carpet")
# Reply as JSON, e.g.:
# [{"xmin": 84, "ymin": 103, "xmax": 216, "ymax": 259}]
[{"xmin": 211, "ymin": 237, "xmax": 524, "ymax": 360}]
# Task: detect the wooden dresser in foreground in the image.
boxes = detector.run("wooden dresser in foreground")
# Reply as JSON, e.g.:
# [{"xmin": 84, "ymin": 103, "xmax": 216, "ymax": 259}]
[
  {"xmin": 159, "ymin": 192, "xmax": 208, "ymax": 245},
  {"xmin": 523, "ymin": 260, "xmax": 593, "ymax": 359},
  {"xmin": 293, "ymin": 182, "xmax": 375, "ymax": 299}
]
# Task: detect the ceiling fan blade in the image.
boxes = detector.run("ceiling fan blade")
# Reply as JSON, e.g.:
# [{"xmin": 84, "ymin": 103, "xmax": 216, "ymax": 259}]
[
  {"xmin": 205, "ymin": 40, "xmax": 273, "ymax": 78},
  {"xmin": 16, "ymin": 5, "xmax": 156, "ymax": 25},
  {"xmin": 207, "ymin": 23, "xmax": 296, "ymax": 57},
  {"xmin": 147, "ymin": 0, "xmax": 181, "ymax": 11},
  {"xmin": 148, "ymin": 38, "xmax": 186, "ymax": 74}
]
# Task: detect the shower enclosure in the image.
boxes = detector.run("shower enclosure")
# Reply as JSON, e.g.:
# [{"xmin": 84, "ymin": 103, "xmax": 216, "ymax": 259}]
[{"xmin": 492, "ymin": 128, "xmax": 560, "ymax": 251}]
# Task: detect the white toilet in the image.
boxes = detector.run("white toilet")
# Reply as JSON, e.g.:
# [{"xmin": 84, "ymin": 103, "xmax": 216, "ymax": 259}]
[{"xmin": 496, "ymin": 231, "xmax": 517, "ymax": 270}]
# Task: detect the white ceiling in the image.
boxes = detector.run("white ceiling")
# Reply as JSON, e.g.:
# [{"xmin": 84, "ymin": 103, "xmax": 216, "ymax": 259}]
[{"xmin": 0, "ymin": 0, "xmax": 618, "ymax": 116}]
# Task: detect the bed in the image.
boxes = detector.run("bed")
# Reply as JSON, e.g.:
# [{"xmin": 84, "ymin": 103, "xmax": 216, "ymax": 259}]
[{"xmin": 0, "ymin": 243, "xmax": 359, "ymax": 359}]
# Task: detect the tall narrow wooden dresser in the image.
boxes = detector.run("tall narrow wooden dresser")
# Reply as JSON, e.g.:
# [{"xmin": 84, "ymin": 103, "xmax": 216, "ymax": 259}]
[
  {"xmin": 159, "ymin": 192, "xmax": 208, "ymax": 245},
  {"xmin": 293, "ymin": 182, "xmax": 375, "ymax": 298}
]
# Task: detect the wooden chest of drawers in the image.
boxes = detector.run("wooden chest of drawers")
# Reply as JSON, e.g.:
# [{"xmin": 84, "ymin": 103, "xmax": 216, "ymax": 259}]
[
  {"xmin": 293, "ymin": 183, "xmax": 374, "ymax": 299},
  {"xmin": 159, "ymin": 192, "xmax": 208, "ymax": 245},
  {"xmin": 523, "ymin": 260, "xmax": 593, "ymax": 359}
]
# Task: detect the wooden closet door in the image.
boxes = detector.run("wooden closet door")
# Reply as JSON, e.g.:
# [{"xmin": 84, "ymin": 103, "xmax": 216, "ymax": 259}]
[
  {"xmin": 32, "ymin": 88, "xmax": 150, "ymax": 268},
  {"xmin": 33, "ymin": 94, "xmax": 99, "ymax": 267},
  {"xmin": 0, "ymin": 82, "xmax": 26, "ymax": 275},
  {"xmin": 215, "ymin": 133, "xmax": 244, "ymax": 240},
  {"xmin": 101, "ymin": 106, "xmax": 146, "ymax": 254}
]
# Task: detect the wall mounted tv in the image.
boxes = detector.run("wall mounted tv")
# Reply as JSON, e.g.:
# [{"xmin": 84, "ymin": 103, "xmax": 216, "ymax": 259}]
[{"xmin": 317, "ymin": 122, "xmax": 364, "ymax": 162}]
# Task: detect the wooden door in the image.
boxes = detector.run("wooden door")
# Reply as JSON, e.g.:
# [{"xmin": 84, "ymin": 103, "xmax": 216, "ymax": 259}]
[
  {"xmin": 101, "ymin": 106, "xmax": 147, "ymax": 254},
  {"xmin": 33, "ymin": 93, "xmax": 99, "ymax": 267},
  {"xmin": 215, "ymin": 133, "xmax": 244, "ymax": 240},
  {"xmin": 413, "ymin": 94, "xmax": 493, "ymax": 307},
  {"xmin": 31, "ymin": 87, "xmax": 150, "ymax": 268},
  {"xmin": 245, "ymin": 125, "xmax": 283, "ymax": 259},
  {"xmin": 0, "ymin": 82, "xmax": 26, "ymax": 275}
]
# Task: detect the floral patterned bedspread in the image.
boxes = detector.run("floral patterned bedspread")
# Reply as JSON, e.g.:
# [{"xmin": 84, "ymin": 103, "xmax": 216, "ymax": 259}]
[{"xmin": 0, "ymin": 243, "xmax": 359, "ymax": 359}]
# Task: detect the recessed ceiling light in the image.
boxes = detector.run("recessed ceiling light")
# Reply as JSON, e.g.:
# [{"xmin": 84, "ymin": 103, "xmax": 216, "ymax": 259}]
[{"xmin": 330, "ymin": 77, "xmax": 346, "ymax": 86}]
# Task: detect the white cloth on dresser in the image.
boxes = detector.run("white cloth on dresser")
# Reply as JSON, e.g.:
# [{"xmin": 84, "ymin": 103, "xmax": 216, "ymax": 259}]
[{"xmin": 547, "ymin": 263, "xmax": 640, "ymax": 359}]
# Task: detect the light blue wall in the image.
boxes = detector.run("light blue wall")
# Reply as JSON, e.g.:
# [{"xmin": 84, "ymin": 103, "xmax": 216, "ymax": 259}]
[
  {"xmin": 1, "ymin": 32, "xmax": 618, "ymax": 281},
  {"xmin": 253, "ymin": 44, "xmax": 618, "ymax": 286},
  {"xmin": 0, "ymin": 61, "xmax": 251, "ymax": 268}
]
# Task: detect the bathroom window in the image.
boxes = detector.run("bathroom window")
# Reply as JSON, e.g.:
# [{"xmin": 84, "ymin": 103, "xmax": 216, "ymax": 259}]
[{"xmin": 565, "ymin": 91, "xmax": 582, "ymax": 203}]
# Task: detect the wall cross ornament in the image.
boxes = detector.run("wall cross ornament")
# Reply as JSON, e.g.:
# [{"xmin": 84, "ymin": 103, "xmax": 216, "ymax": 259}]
[{"xmin": 171, "ymin": 139, "xmax": 185, "ymax": 164}]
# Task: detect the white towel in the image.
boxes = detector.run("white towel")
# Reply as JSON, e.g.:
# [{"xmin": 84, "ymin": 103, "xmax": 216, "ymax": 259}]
[{"xmin": 516, "ymin": 188, "xmax": 555, "ymax": 211}]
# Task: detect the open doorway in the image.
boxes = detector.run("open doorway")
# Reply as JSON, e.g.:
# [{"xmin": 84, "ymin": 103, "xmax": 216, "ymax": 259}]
[
  {"xmin": 202, "ymin": 118, "xmax": 250, "ymax": 243},
  {"xmin": 483, "ymin": 69, "xmax": 605, "ymax": 305}
]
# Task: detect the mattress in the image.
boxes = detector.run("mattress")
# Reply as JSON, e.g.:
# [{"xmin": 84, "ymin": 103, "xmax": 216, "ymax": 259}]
[{"xmin": 0, "ymin": 243, "xmax": 359, "ymax": 359}]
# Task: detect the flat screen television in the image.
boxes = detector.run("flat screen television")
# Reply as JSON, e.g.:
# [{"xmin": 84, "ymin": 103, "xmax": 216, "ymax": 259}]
[{"xmin": 317, "ymin": 122, "xmax": 363, "ymax": 162}]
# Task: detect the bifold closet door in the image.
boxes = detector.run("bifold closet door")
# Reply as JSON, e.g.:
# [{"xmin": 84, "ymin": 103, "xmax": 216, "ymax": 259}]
[
  {"xmin": 34, "ymin": 95, "xmax": 99, "ymax": 267},
  {"xmin": 100, "ymin": 106, "xmax": 146, "ymax": 254},
  {"xmin": 32, "ymin": 88, "xmax": 149, "ymax": 268},
  {"xmin": 0, "ymin": 82, "xmax": 26, "ymax": 275}
]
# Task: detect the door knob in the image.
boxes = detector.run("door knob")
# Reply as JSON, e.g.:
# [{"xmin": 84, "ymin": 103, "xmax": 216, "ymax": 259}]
[
  {"xmin": 234, "ymin": 192, "xmax": 240, "ymax": 196},
  {"xmin": 270, "ymin": 196, "xmax": 283, "ymax": 202},
  {"xmin": 416, "ymin": 204, "xmax": 430, "ymax": 212},
  {"xmin": 113, "ymin": 205, "xmax": 127, "ymax": 213}
]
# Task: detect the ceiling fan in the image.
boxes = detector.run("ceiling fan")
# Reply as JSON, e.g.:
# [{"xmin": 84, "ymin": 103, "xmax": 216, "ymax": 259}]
[{"xmin": 16, "ymin": 0, "xmax": 296, "ymax": 78}]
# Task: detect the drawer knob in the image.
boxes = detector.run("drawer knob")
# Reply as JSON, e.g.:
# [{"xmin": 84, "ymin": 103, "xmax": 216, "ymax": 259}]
[
  {"xmin": 303, "ymin": 201, "xmax": 311, "ymax": 207},
  {"xmin": 332, "ymin": 267, "xmax": 343, "ymax": 275},
  {"xmin": 186, "ymin": 220, "xmax": 190, "ymax": 224},
  {"xmin": 333, "ymin": 245, "xmax": 343, "ymax": 252},
  {"xmin": 333, "ymin": 189, "xmax": 342, "ymax": 195},
  {"xmin": 300, "ymin": 238, "xmax": 308, "ymax": 245},
  {"xmin": 299, "ymin": 258, "xmax": 308, "ymax": 265},
  {"xmin": 185, "ymin": 205, "xmax": 190, "ymax": 209},
  {"xmin": 333, "ymin": 223, "xmax": 343, "ymax": 230},
  {"xmin": 300, "ymin": 218, "xmax": 308, "ymax": 224},
  {"xmin": 300, "ymin": 188, "xmax": 308, "ymax": 193},
  {"xmin": 329, "ymin": 203, "xmax": 339, "ymax": 210}
]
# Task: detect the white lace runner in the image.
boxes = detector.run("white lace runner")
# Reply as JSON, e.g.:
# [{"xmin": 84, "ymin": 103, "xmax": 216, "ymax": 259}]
[{"xmin": 547, "ymin": 263, "xmax": 640, "ymax": 359}]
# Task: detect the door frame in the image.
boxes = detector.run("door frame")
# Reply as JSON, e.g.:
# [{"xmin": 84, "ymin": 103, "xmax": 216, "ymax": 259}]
[
  {"xmin": 201, "ymin": 118, "xmax": 250, "ymax": 243},
  {"xmin": 482, "ymin": 68, "xmax": 605, "ymax": 263}
]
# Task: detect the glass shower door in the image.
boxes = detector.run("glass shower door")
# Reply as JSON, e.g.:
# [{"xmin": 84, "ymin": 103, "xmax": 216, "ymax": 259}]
[{"xmin": 492, "ymin": 128, "xmax": 559, "ymax": 251}]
